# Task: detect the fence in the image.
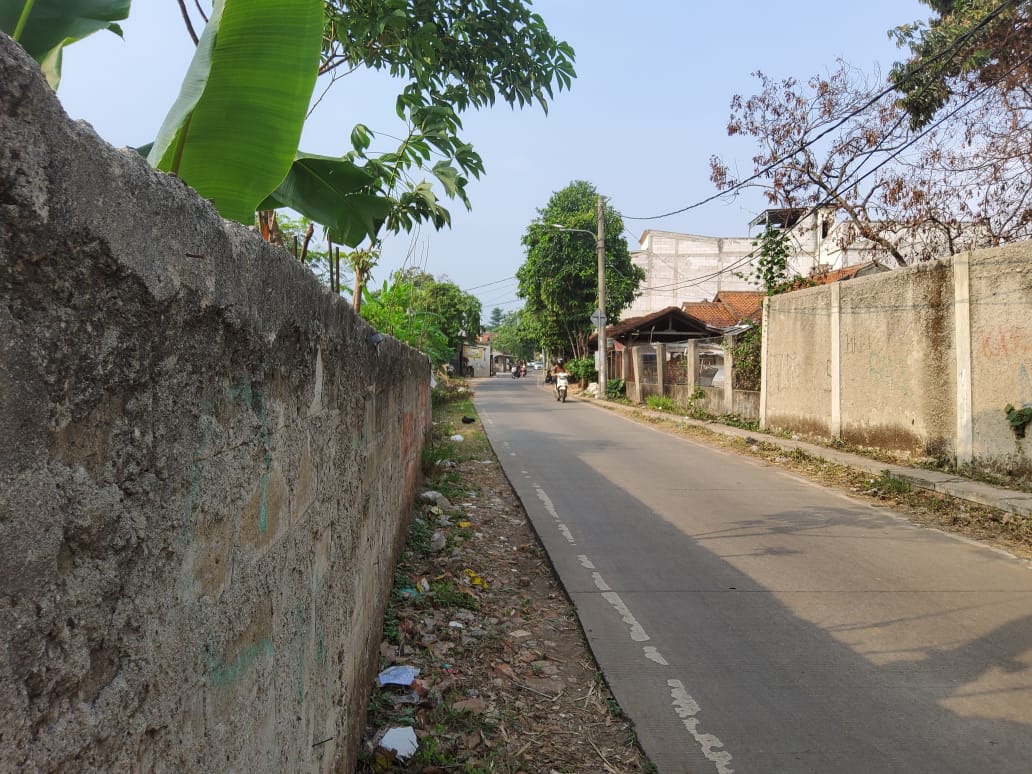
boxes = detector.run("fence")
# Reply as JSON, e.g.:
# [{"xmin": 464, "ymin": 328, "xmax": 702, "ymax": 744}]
[
  {"xmin": 626, "ymin": 334, "xmax": 760, "ymax": 419},
  {"xmin": 761, "ymin": 241, "xmax": 1032, "ymax": 481}
]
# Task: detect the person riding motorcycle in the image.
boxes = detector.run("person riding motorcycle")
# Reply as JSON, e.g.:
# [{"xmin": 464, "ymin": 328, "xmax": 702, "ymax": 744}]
[{"xmin": 550, "ymin": 359, "xmax": 570, "ymax": 399}]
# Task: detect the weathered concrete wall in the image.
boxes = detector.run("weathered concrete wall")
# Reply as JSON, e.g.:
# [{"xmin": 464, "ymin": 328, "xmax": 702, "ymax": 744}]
[
  {"xmin": 761, "ymin": 241, "xmax": 1032, "ymax": 476},
  {"xmin": 0, "ymin": 35, "xmax": 429, "ymax": 772},
  {"xmin": 763, "ymin": 287, "xmax": 833, "ymax": 437},
  {"xmin": 838, "ymin": 262, "xmax": 955, "ymax": 455},
  {"xmin": 731, "ymin": 390, "xmax": 760, "ymax": 420},
  {"xmin": 969, "ymin": 243, "xmax": 1032, "ymax": 471}
]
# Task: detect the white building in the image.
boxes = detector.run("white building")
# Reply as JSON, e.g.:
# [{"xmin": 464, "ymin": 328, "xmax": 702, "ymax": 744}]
[
  {"xmin": 625, "ymin": 208, "xmax": 927, "ymax": 318},
  {"xmin": 625, "ymin": 230, "xmax": 760, "ymax": 317}
]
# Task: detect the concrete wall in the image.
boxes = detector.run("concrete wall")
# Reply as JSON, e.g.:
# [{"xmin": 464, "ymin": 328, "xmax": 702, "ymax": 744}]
[
  {"xmin": 0, "ymin": 36, "xmax": 429, "ymax": 772},
  {"xmin": 969, "ymin": 243, "xmax": 1032, "ymax": 474},
  {"xmin": 762, "ymin": 288, "xmax": 833, "ymax": 438},
  {"xmin": 761, "ymin": 241, "xmax": 1032, "ymax": 477},
  {"xmin": 838, "ymin": 262, "xmax": 955, "ymax": 455}
]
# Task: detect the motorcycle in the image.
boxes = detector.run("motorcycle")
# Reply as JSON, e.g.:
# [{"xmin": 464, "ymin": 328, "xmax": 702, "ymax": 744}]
[
  {"xmin": 555, "ymin": 372, "xmax": 569, "ymax": 402},
  {"xmin": 511, "ymin": 365, "xmax": 519, "ymax": 379}
]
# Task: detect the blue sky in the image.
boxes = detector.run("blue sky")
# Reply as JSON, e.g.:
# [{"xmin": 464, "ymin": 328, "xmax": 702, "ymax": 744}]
[{"xmin": 56, "ymin": 0, "xmax": 929, "ymax": 313}]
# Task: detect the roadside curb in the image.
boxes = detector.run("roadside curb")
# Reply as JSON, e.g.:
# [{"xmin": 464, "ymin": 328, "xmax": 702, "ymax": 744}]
[{"xmin": 576, "ymin": 393, "xmax": 1032, "ymax": 520}]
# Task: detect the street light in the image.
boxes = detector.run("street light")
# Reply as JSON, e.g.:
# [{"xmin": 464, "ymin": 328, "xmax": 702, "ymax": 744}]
[{"xmin": 551, "ymin": 195, "xmax": 607, "ymax": 397}]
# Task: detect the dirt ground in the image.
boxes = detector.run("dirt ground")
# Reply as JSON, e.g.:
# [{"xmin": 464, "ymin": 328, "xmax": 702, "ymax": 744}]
[
  {"xmin": 357, "ymin": 383, "xmax": 1032, "ymax": 772},
  {"xmin": 356, "ymin": 386, "xmax": 652, "ymax": 773}
]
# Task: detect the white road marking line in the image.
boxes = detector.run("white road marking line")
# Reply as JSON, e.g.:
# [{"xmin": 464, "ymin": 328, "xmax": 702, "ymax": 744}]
[
  {"xmin": 668, "ymin": 680, "xmax": 734, "ymax": 774},
  {"xmin": 511, "ymin": 431, "xmax": 738, "ymax": 771},
  {"xmin": 535, "ymin": 487, "xmax": 561, "ymax": 521},
  {"xmin": 643, "ymin": 646, "xmax": 668, "ymax": 665},
  {"xmin": 601, "ymin": 591, "xmax": 649, "ymax": 642}
]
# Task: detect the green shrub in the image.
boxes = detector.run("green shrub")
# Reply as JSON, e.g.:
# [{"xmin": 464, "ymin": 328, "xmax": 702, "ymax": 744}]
[
  {"xmin": 606, "ymin": 378, "xmax": 625, "ymax": 398},
  {"xmin": 566, "ymin": 357, "xmax": 596, "ymax": 383}
]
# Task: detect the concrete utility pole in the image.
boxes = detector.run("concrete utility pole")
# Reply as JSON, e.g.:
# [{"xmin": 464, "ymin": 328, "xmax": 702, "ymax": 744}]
[{"xmin": 595, "ymin": 196, "xmax": 607, "ymax": 398}]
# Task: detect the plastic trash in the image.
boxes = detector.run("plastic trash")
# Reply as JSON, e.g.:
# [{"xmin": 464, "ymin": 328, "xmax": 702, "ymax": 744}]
[{"xmin": 377, "ymin": 665, "xmax": 420, "ymax": 687}]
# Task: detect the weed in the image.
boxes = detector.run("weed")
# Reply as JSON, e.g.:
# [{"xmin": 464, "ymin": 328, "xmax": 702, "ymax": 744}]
[
  {"xmin": 407, "ymin": 517, "xmax": 435, "ymax": 556},
  {"xmin": 430, "ymin": 580, "xmax": 479, "ymax": 610},
  {"xmin": 645, "ymin": 395, "xmax": 680, "ymax": 413},
  {"xmin": 874, "ymin": 471, "xmax": 912, "ymax": 495}
]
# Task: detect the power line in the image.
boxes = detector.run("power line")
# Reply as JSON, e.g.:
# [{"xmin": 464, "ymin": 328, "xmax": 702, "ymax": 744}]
[
  {"xmin": 620, "ymin": 0, "xmax": 1019, "ymax": 222},
  {"xmin": 631, "ymin": 46, "xmax": 1032, "ymax": 299}
]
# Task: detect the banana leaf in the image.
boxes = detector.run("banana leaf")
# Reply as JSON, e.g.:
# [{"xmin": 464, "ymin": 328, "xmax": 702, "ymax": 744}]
[
  {"xmin": 148, "ymin": 0, "xmax": 322, "ymax": 224},
  {"xmin": 259, "ymin": 153, "xmax": 393, "ymax": 247},
  {"xmin": 0, "ymin": 0, "xmax": 131, "ymax": 89}
]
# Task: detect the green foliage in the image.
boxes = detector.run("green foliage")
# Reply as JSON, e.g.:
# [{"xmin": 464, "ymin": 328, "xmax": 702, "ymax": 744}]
[
  {"xmin": 361, "ymin": 271, "xmax": 481, "ymax": 366},
  {"xmin": 35, "ymin": 0, "xmax": 576, "ymax": 253},
  {"xmin": 565, "ymin": 356, "xmax": 596, "ymax": 384},
  {"xmin": 729, "ymin": 326, "xmax": 762, "ymax": 391},
  {"xmin": 322, "ymin": 0, "xmax": 575, "ymax": 113},
  {"xmin": 147, "ymin": 0, "xmax": 323, "ymax": 224},
  {"xmin": 0, "ymin": 0, "xmax": 130, "ymax": 89},
  {"xmin": 259, "ymin": 153, "xmax": 391, "ymax": 247},
  {"xmin": 490, "ymin": 309, "xmax": 536, "ymax": 361},
  {"xmin": 428, "ymin": 580, "xmax": 479, "ymax": 610},
  {"xmin": 517, "ymin": 180, "xmax": 645, "ymax": 357},
  {"xmin": 605, "ymin": 378, "xmax": 625, "ymax": 399},
  {"xmin": 362, "ymin": 276, "xmax": 449, "ymax": 363},
  {"xmin": 316, "ymin": 0, "xmax": 576, "ymax": 245},
  {"xmin": 487, "ymin": 307, "xmax": 504, "ymax": 330},
  {"xmin": 1005, "ymin": 403, "xmax": 1032, "ymax": 439},
  {"xmin": 873, "ymin": 471, "xmax": 913, "ymax": 495},
  {"xmin": 645, "ymin": 395, "xmax": 679, "ymax": 413},
  {"xmin": 889, "ymin": 1, "xmax": 1028, "ymax": 129}
]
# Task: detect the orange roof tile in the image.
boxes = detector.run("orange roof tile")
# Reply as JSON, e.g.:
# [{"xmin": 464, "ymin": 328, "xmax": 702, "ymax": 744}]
[
  {"xmin": 682, "ymin": 302, "xmax": 738, "ymax": 327},
  {"xmin": 712, "ymin": 290, "xmax": 765, "ymax": 321}
]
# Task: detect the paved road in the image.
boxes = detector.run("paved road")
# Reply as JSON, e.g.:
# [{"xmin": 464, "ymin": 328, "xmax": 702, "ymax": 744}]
[{"xmin": 474, "ymin": 375, "xmax": 1032, "ymax": 774}]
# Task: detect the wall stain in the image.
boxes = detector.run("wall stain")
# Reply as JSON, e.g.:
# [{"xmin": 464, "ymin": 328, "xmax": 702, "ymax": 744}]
[{"xmin": 207, "ymin": 639, "xmax": 274, "ymax": 688}]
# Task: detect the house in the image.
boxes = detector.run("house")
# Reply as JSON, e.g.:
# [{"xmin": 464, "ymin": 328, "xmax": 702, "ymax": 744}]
[
  {"xmin": 626, "ymin": 210, "xmax": 924, "ymax": 320},
  {"xmin": 460, "ymin": 342, "xmax": 493, "ymax": 378},
  {"xmin": 590, "ymin": 306, "xmax": 715, "ymax": 391},
  {"xmin": 682, "ymin": 289, "xmax": 765, "ymax": 330}
]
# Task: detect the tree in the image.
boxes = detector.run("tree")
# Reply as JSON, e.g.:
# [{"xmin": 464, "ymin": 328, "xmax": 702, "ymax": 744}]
[
  {"xmin": 890, "ymin": 0, "xmax": 1031, "ymax": 129},
  {"xmin": 490, "ymin": 309, "xmax": 536, "ymax": 361},
  {"xmin": 361, "ymin": 276, "xmax": 451, "ymax": 364},
  {"xmin": 710, "ymin": 62, "xmax": 1032, "ymax": 267},
  {"xmin": 173, "ymin": 0, "xmax": 576, "ymax": 246},
  {"xmin": 385, "ymin": 270, "xmax": 482, "ymax": 363},
  {"xmin": 487, "ymin": 307, "xmax": 504, "ymax": 330},
  {"xmin": 517, "ymin": 181, "xmax": 644, "ymax": 358}
]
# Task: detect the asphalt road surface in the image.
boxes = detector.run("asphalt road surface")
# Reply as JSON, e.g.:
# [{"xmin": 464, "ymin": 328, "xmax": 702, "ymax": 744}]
[{"xmin": 474, "ymin": 375, "xmax": 1032, "ymax": 774}]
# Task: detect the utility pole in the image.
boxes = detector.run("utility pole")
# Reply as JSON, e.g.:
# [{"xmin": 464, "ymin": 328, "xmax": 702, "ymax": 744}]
[{"xmin": 596, "ymin": 195, "xmax": 607, "ymax": 398}]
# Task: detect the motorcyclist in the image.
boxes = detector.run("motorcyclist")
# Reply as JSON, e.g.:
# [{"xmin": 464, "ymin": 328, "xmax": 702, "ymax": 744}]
[{"xmin": 550, "ymin": 358, "xmax": 570, "ymax": 398}]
